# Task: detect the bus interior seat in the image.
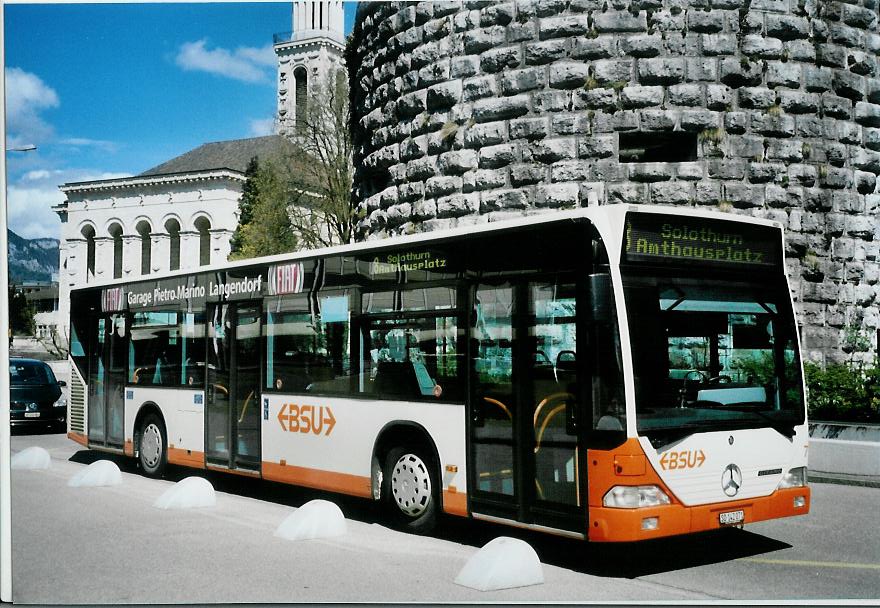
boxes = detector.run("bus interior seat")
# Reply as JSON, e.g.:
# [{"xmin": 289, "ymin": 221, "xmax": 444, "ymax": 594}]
[{"xmin": 374, "ymin": 361, "xmax": 421, "ymax": 399}]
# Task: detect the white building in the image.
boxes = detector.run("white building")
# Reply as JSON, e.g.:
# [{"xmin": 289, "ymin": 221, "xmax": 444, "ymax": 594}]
[
  {"xmin": 273, "ymin": 1, "xmax": 345, "ymax": 137},
  {"xmin": 53, "ymin": 135, "xmax": 294, "ymax": 338}
]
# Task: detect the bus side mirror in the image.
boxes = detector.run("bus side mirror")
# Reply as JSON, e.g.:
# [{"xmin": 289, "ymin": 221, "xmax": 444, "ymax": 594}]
[{"xmin": 589, "ymin": 273, "xmax": 612, "ymax": 322}]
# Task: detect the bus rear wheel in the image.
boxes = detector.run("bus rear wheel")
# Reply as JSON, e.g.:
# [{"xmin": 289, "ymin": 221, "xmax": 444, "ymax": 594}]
[
  {"xmin": 382, "ymin": 446, "xmax": 438, "ymax": 534},
  {"xmin": 138, "ymin": 413, "xmax": 167, "ymax": 478}
]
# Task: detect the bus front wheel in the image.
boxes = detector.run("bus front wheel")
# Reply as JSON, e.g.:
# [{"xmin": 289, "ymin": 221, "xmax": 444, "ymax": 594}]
[
  {"xmin": 138, "ymin": 413, "xmax": 167, "ymax": 478},
  {"xmin": 382, "ymin": 446, "xmax": 438, "ymax": 534}
]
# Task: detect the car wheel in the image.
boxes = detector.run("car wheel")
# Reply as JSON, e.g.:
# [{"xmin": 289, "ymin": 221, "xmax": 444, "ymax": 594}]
[
  {"xmin": 381, "ymin": 445, "xmax": 438, "ymax": 534},
  {"xmin": 138, "ymin": 413, "xmax": 167, "ymax": 478}
]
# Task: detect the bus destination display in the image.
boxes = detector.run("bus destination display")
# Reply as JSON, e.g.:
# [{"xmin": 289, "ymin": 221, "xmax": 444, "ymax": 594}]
[{"xmin": 624, "ymin": 212, "xmax": 780, "ymax": 269}]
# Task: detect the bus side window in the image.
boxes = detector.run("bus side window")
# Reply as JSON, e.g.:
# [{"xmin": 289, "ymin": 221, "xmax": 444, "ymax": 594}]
[{"xmin": 589, "ymin": 273, "xmax": 626, "ymax": 433}]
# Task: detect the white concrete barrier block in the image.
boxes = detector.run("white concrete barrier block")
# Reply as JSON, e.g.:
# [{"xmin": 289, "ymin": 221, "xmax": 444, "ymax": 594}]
[
  {"xmin": 68, "ymin": 460, "xmax": 123, "ymax": 487},
  {"xmin": 455, "ymin": 536, "xmax": 544, "ymax": 591},
  {"xmin": 153, "ymin": 476, "xmax": 216, "ymax": 510},
  {"xmin": 274, "ymin": 499, "xmax": 347, "ymax": 541},
  {"xmin": 11, "ymin": 446, "xmax": 51, "ymax": 470}
]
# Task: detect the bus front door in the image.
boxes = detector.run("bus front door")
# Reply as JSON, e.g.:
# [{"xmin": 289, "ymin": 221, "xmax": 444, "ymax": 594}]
[
  {"xmin": 88, "ymin": 313, "xmax": 126, "ymax": 448},
  {"xmin": 205, "ymin": 302, "xmax": 262, "ymax": 471},
  {"xmin": 469, "ymin": 281, "xmax": 586, "ymax": 534}
]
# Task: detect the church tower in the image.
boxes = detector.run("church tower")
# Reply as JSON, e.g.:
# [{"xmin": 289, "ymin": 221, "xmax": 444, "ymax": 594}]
[{"xmin": 273, "ymin": 1, "xmax": 345, "ymax": 137}]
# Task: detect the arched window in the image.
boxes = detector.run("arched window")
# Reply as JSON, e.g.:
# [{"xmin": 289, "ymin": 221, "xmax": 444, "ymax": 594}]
[
  {"xmin": 294, "ymin": 66, "xmax": 308, "ymax": 132},
  {"xmin": 108, "ymin": 223, "xmax": 123, "ymax": 279},
  {"xmin": 194, "ymin": 217, "xmax": 211, "ymax": 266},
  {"xmin": 81, "ymin": 225, "xmax": 96, "ymax": 282},
  {"xmin": 136, "ymin": 220, "xmax": 152, "ymax": 275},
  {"xmin": 165, "ymin": 219, "xmax": 181, "ymax": 271}
]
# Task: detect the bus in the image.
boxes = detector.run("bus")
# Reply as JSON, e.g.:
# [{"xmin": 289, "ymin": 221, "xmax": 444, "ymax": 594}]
[{"xmin": 66, "ymin": 204, "xmax": 810, "ymax": 541}]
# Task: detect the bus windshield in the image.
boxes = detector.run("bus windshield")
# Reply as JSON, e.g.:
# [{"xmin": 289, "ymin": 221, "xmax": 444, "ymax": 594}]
[{"xmin": 623, "ymin": 271, "xmax": 805, "ymax": 441}]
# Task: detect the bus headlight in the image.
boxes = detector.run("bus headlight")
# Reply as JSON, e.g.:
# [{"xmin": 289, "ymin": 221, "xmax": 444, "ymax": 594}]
[
  {"xmin": 603, "ymin": 485, "xmax": 670, "ymax": 508},
  {"xmin": 777, "ymin": 467, "xmax": 807, "ymax": 489}
]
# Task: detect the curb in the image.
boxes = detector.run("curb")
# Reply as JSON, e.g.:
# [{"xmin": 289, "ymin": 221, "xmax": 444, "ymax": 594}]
[{"xmin": 808, "ymin": 472, "xmax": 880, "ymax": 489}]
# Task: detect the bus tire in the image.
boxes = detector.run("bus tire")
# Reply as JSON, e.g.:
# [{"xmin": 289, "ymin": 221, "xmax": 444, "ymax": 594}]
[
  {"xmin": 138, "ymin": 413, "xmax": 167, "ymax": 478},
  {"xmin": 382, "ymin": 445, "xmax": 439, "ymax": 534}
]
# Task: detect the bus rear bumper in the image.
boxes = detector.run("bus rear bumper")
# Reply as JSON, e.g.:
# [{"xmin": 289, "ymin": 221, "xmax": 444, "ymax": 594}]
[{"xmin": 588, "ymin": 486, "xmax": 811, "ymax": 542}]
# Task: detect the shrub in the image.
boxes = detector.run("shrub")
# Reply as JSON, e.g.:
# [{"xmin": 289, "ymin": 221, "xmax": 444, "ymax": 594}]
[{"xmin": 804, "ymin": 362, "xmax": 880, "ymax": 423}]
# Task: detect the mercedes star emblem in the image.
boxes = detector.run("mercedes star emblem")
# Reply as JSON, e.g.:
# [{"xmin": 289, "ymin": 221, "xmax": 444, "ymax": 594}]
[{"xmin": 721, "ymin": 464, "xmax": 742, "ymax": 497}]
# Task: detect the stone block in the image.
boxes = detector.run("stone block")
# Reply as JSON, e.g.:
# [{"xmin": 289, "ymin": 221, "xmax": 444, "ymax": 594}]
[
  {"xmin": 765, "ymin": 14, "xmax": 812, "ymax": 40},
  {"xmin": 530, "ymin": 137, "xmax": 578, "ymax": 163},
  {"xmin": 821, "ymin": 94, "xmax": 853, "ymax": 119},
  {"xmin": 525, "ymin": 40, "xmax": 569, "ymax": 65},
  {"xmin": 539, "ymin": 14, "xmax": 591, "ymax": 39},
  {"xmin": 786, "ymin": 40, "xmax": 816, "ymax": 62},
  {"xmin": 865, "ymin": 128, "xmax": 880, "ymax": 152},
  {"xmin": 480, "ymin": 46, "xmax": 522, "ymax": 73},
  {"xmin": 436, "ymin": 192, "xmax": 480, "ymax": 218},
  {"xmin": 705, "ymin": 84, "xmax": 732, "ymax": 110},
  {"xmin": 789, "ymin": 164, "xmax": 818, "ymax": 186},
  {"xmin": 425, "ymin": 175, "xmax": 462, "ymax": 198},
  {"xmin": 766, "ymin": 139, "xmax": 804, "ymax": 162},
  {"xmin": 533, "ymin": 90, "xmax": 570, "ymax": 112},
  {"xmin": 462, "ymin": 76, "xmax": 498, "ymax": 101},
  {"xmin": 620, "ymin": 85, "xmax": 664, "ymax": 108},
  {"xmin": 463, "ymin": 25, "xmax": 507, "ymax": 54},
  {"xmin": 637, "ymin": 58, "xmax": 685, "ymax": 85},
  {"xmin": 803, "ymin": 66, "xmax": 833, "ymax": 93},
  {"xmin": 593, "ymin": 59, "xmax": 633, "ymax": 84},
  {"xmin": 510, "ymin": 163, "xmax": 547, "ymax": 185},
  {"xmin": 687, "ymin": 57, "xmax": 720, "ymax": 82},
  {"xmin": 629, "ymin": 163, "xmax": 674, "ymax": 182},
  {"xmin": 724, "ymin": 112, "xmax": 748, "ymax": 134},
  {"xmin": 708, "ymin": 159, "xmax": 747, "ymax": 180},
  {"xmin": 766, "ymin": 61, "xmax": 802, "ymax": 89},
  {"xmin": 779, "ymin": 91, "xmax": 819, "ymax": 114},
  {"xmin": 552, "ymin": 113, "xmax": 591, "ymax": 135},
  {"xmin": 411, "ymin": 199, "xmax": 436, "ymax": 221},
  {"xmin": 480, "ymin": 189, "xmax": 529, "ymax": 212},
  {"xmin": 820, "ymin": 167, "xmax": 853, "ymax": 189},
  {"xmin": 694, "ymin": 180, "xmax": 722, "ymax": 206},
  {"xmin": 536, "ymin": 183, "xmax": 580, "ymax": 207},
  {"xmin": 751, "ymin": 113, "xmax": 796, "ymax": 137},
  {"xmin": 855, "ymin": 102, "xmax": 880, "ymax": 127},
  {"xmin": 669, "ymin": 84, "xmax": 703, "ymax": 107},
  {"xmin": 399, "ymin": 182, "xmax": 425, "ymax": 204},
  {"xmin": 510, "ymin": 116, "xmax": 550, "ymax": 140},
  {"xmin": 551, "ymin": 160, "xmax": 590, "ymax": 182},
  {"xmin": 473, "ymin": 95, "xmax": 531, "ymax": 122},
  {"xmin": 724, "ymin": 182, "xmax": 761, "ymax": 208},
  {"xmin": 622, "ymin": 34, "xmax": 662, "ymax": 58},
  {"xmin": 856, "ymin": 170, "xmax": 878, "ymax": 194},
  {"xmin": 650, "ymin": 181, "xmax": 692, "ymax": 205},
  {"xmin": 577, "ymin": 134, "xmax": 615, "ymax": 158},
  {"xmin": 687, "ymin": 10, "xmax": 724, "ymax": 33},
  {"xmin": 593, "ymin": 11, "xmax": 648, "ymax": 33},
  {"xmin": 501, "ymin": 67, "xmax": 546, "ymax": 95},
  {"xmin": 438, "ymin": 149, "xmax": 478, "ymax": 174},
  {"xmin": 397, "ymin": 90, "xmax": 427, "ymax": 116},
  {"xmin": 742, "ymin": 35, "xmax": 784, "ymax": 60},
  {"xmin": 650, "ymin": 10, "xmax": 685, "ymax": 33},
  {"xmin": 608, "ymin": 182, "xmax": 648, "ymax": 204},
  {"xmin": 400, "ymin": 136, "xmax": 429, "ymax": 161},
  {"xmin": 462, "ymin": 168, "xmax": 507, "ymax": 192},
  {"xmin": 571, "ymin": 37, "xmax": 617, "ymax": 60},
  {"xmin": 680, "ymin": 109, "xmax": 720, "ymax": 131},
  {"xmin": 764, "ymin": 183, "xmax": 789, "ymax": 207},
  {"xmin": 550, "ymin": 62, "xmax": 590, "ymax": 89},
  {"xmin": 479, "ymin": 143, "xmax": 519, "ymax": 168},
  {"xmin": 464, "ymin": 121, "xmax": 506, "ymax": 148},
  {"xmin": 427, "ymin": 81, "xmax": 463, "ymax": 110},
  {"xmin": 702, "ymin": 34, "xmax": 736, "ymax": 56},
  {"xmin": 577, "ymin": 87, "xmax": 617, "ymax": 110},
  {"xmin": 738, "ymin": 87, "xmax": 776, "ymax": 109},
  {"xmin": 639, "ymin": 109, "xmax": 678, "ymax": 130},
  {"xmin": 833, "ymin": 70, "xmax": 866, "ymax": 101},
  {"xmin": 719, "ymin": 57, "xmax": 762, "ymax": 87}
]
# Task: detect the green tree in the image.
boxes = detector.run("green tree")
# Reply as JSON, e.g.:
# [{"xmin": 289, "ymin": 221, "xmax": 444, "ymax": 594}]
[
  {"xmin": 229, "ymin": 160, "xmax": 297, "ymax": 260},
  {"xmin": 229, "ymin": 156, "xmax": 260, "ymax": 256},
  {"xmin": 8, "ymin": 286, "xmax": 35, "ymax": 335}
]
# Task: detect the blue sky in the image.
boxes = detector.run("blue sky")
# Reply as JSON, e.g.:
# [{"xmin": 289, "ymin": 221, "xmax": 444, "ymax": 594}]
[{"xmin": 5, "ymin": 2, "xmax": 356, "ymax": 239}]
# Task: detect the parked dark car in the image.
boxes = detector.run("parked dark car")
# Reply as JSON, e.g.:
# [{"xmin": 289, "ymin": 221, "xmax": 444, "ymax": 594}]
[{"xmin": 9, "ymin": 358, "xmax": 67, "ymax": 432}]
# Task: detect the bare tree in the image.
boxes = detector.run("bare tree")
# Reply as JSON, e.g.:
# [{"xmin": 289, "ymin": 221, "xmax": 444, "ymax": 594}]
[{"xmin": 286, "ymin": 68, "xmax": 357, "ymax": 249}]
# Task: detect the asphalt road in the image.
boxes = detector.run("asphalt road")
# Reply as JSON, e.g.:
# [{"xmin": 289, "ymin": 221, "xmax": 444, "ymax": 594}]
[{"xmin": 9, "ymin": 430, "xmax": 880, "ymax": 603}]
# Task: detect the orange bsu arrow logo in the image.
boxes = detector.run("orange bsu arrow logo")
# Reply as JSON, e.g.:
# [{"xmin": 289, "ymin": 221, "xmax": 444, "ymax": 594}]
[
  {"xmin": 277, "ymin": 403, "xmax": 336, "ymax": 436},
  {"xmin": 659, "ymin": 449, "xmax": 706, "ymax": 470}
]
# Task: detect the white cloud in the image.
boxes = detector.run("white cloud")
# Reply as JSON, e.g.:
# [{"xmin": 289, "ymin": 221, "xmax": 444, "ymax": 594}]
[
  {"xmin": 58, "ymin": 137, "xmax": 118, "ymax": 152},
  {"xmin": 175, "ymin": 40, "xmax": 275, "ymax": 83},
  {"xmin": 249, "ymin": 117, "xmax": 275, "ymax": 137},
  {"xmin": 5, "ymin": 67, "xmax": 59, "ymax": 147},
  {"xmin": 6, "ymin": 169, "xmax": 132, "ymax": 240}
]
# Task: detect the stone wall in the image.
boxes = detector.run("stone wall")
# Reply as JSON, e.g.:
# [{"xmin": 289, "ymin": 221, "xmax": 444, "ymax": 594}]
[{"xmin": 347, "ymin": 0, "xmax": 880, "ymax": 365}]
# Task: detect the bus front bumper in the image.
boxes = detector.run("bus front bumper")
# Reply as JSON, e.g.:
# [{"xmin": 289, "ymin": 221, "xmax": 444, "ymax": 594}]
[{"xmin": 588, "ymin": 486, "xmax": 811, "ymax": 542}]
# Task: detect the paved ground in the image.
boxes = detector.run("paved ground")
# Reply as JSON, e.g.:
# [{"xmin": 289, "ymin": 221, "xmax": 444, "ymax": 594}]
[{"xmin": 9, "ymin": 431, "xmax": 880, "ymax": 603}]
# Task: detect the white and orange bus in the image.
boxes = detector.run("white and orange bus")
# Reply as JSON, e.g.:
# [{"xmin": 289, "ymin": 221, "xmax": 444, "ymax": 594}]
[{"xmin": 66, "ymin": 204, "xmax": 810, "ymax": 540}]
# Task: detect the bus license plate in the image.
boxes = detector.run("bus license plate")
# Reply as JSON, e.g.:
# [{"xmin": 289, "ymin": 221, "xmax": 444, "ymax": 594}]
[
  {"xmin": 24, "ymin": 412, "xmax": 41, "ymax": 418},
  {"xmin": 719, "ymin": 510, "xmax": 744, "ymax": 525}
]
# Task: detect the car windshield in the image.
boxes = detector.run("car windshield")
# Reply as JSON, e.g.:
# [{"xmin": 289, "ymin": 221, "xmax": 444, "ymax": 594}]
[
  {"xmin": 623, "ymin": 271, "xmax": 805, "ymax": 440},
  {"xmin": 9, "ymin": 361, "xmax": 56, "ymax": 386}
]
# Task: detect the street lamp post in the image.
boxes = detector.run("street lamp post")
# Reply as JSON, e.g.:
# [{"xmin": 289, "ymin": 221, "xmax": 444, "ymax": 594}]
[{"xmin": 2, "ymin": 142, "xmax": 37, "ymax": 600}]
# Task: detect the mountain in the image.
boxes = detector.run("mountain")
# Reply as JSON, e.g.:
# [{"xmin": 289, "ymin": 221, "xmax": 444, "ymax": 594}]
[{"xmin": 7, "ymin": 229, "xmax": 59, "ymax": 283}]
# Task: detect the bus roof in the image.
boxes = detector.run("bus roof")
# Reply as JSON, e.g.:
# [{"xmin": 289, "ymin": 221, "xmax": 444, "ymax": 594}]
[{"xmin": 72, "ymin": 204, "xmax": 784, "ymax": 292}]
